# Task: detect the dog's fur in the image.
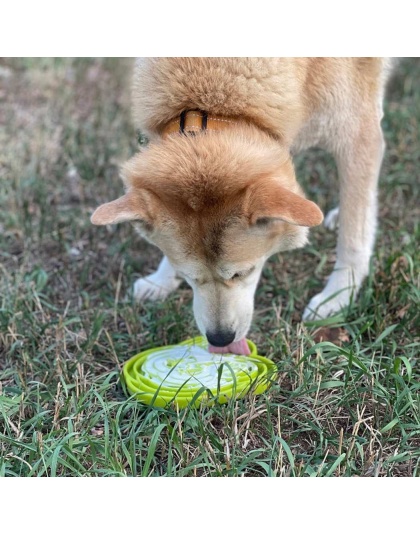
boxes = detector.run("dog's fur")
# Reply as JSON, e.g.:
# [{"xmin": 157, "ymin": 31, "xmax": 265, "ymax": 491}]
[{"xmin": 92, "ymin": 58, "xmax": 393, "ymax": 347}]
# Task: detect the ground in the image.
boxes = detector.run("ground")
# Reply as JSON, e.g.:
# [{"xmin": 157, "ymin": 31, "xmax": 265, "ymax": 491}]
[{"xmin": 0, "ymin": 58, "xmax": 418, "ymax": 477}]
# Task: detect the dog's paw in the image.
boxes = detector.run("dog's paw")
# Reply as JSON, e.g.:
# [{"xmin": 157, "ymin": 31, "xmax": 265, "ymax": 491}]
[
  {"xmin": 303, "ymin": 287, "xmax": 352, "ymax": 321},
  {"xmin": 133, "ymin": 274, "xmax": 181, "ymax": 302},
  {"xmin": 324, "ymin": 207, "xmax": 339, "ymax": 231}
]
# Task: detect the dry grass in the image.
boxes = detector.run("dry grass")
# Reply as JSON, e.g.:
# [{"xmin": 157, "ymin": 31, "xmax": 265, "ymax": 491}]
[{"xmin": 0, "ymin": 58, "xmax": 419, "ymax": 476}]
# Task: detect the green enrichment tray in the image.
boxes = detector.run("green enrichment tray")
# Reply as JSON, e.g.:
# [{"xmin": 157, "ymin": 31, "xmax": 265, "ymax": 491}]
[{"xmin": 122, "ymin": 336, "xmax": 277, "ymax": 408}]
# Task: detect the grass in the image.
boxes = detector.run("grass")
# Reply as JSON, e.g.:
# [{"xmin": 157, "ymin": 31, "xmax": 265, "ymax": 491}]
[{"xmin": 0, "ymin": 58, "xmax": 419, "ymax": 477}]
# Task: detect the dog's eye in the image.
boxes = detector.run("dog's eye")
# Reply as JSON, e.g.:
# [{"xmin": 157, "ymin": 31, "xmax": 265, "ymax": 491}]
[{"xmin": 230, "ymin": 267, "xmax": 255, "ymax": 281}]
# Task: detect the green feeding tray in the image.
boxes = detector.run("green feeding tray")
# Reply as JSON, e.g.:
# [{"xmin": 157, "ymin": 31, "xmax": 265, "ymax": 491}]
[{"xmin": 122, "ymin": 336, "xmax": 277, "ymax": 408}]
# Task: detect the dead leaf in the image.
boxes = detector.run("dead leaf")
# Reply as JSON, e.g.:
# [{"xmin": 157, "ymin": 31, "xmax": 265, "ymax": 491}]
[
  {"xmin": 396, "ymin": 304, "xmax": 410, "ymax": 319},
  {"xmin": 313, "ymin": 327, "xmax": 350, "ymax": 346}
]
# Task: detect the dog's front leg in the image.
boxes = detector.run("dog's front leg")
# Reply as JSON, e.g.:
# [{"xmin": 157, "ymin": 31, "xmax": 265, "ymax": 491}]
[
  {"xmin": 133, "ymin": 256, "xmax": 182, "ymax": 302},
  {"xmin": 303, "ymin": 122, "xmax": 385, "ymax": 320}
]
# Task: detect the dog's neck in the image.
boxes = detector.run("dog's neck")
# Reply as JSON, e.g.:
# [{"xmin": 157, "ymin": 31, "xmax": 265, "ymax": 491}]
[{"xmin": 161, "ymin": 110, "xmax": 243, "ymax": 138}]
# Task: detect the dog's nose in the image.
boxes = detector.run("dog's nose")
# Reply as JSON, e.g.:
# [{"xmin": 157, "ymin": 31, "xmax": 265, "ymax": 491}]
[{"xmin": 206, "ymin": 330, "xmax": 236, "ymax": 347}]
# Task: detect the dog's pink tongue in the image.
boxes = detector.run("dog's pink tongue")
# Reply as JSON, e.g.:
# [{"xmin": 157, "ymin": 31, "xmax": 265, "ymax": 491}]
[{"xmin": 208, "ymin": 338, "xmax": 251, "ymax": 355}]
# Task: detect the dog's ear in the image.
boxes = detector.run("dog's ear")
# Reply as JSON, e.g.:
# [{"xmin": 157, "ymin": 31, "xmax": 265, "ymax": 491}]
[
  {"xmin": 248, "ymin": 182, "xmax": 323, "ymax": 227},
  {"xmin": 90, "ymin": 190, "xmax": 156, "ymax": 226}
]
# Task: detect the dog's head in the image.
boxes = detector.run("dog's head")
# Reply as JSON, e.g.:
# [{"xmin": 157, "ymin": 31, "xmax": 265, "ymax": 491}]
[{"xmin": 91, "ymin": 126, "xmax": 323, "ymax": 352}]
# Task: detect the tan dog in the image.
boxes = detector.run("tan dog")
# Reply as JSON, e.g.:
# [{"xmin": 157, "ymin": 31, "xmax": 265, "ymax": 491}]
[{"xmin": 91, "ymin": 58, "xmax": 393, "ymax": 354}]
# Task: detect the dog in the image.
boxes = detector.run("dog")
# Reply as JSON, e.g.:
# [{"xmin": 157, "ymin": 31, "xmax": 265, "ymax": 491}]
[{"xmin": 91, "ymin": 58, "xmax": 393, "ymax": 355}]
